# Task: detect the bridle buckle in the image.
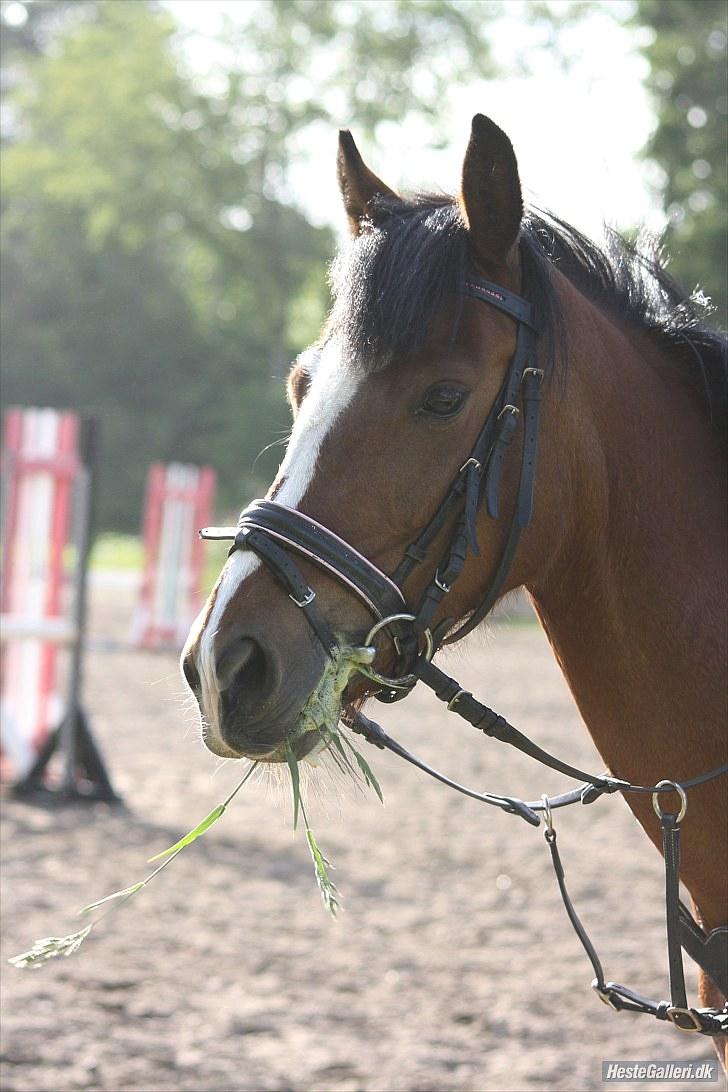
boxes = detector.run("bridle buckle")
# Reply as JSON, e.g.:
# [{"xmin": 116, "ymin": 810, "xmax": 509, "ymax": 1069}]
[
  {"xmin": 666, "ymin": 1006, "xmax": 704, "ymax": 1032},
  {"xmin": 289, "ymin": 588, "xmax": 316, "ymax": 608},
  {"xmin": 459, "ymin": 456, "xmax": 482, "ymax": 474},
  {"xmin": 446, "ymin": 688, "xmax": 469, "ymax": 711},
  {"xmin": 434, "ymin": 570, "xmax": 452, "ymax": 593}
]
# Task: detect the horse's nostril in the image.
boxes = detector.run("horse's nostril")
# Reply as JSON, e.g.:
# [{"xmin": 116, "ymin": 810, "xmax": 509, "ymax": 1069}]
[
  {"xmin": 182, "ymin": 652, "xmax": 201, "ymax": 694},
  {"xmin": 217, "ymin": 637, "xmax": 271, "ymax": 713}
]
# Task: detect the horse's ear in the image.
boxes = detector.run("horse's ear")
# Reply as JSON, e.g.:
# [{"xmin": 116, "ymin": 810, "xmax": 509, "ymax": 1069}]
[
  {"xmin": 337, "ymin": 130, "xmax": 398, "ymax": 235},
  {"xmin": 459, "ymin": 114, "xmax": 523, "ymax": 270}
]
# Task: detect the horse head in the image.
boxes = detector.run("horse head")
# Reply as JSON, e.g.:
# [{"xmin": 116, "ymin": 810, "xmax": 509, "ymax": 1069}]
[{"xmin": 182, "ymin": 115, "xmax": 557, "ymax": 762}]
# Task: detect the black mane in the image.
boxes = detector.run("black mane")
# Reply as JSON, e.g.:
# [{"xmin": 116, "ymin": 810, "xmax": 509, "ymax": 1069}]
[{"xmin": 328, "ymin": 194, "xmax": 727, "ymax": 445}]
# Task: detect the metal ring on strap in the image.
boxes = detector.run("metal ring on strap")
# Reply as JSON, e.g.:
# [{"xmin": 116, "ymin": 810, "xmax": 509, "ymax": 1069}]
[
  {"xmin": 361, "ymin": 613, "xmax": 434, "ymax": 689},
  {"xmin": 652, "ymin": 779, "xmax": 688, "ymax": 823}
]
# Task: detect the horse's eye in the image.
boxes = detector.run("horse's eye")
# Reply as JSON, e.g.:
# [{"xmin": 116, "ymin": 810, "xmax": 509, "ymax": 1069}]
[{"xmin": 419, "ymin": 384, "xmax": 468, "ymax": 418}]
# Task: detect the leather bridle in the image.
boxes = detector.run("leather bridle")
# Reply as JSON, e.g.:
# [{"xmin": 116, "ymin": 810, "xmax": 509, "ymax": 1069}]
[{"xmin": 200, "ymin": 270, "xmax": 728, "ymax": 1037}]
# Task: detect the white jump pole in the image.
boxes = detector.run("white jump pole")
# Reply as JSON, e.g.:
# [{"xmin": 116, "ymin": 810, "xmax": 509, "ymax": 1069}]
[
  {"xmin": 131, "ymin": 462, "xmax": 216, "ymax": 650},
  {"xmin": 1, "ymin": 409, "xmax": 117, "ymax": 800}
]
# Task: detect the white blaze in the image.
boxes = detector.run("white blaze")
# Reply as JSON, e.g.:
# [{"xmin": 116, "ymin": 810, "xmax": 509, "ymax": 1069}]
[{"xmin": 190, "ymin": 340, "xmax": 360, "ymax": 745}]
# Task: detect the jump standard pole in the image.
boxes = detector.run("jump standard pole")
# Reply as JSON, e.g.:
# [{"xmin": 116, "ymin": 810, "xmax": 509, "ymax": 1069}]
[{"xmin": 12, "ymin": 416, "xmax": 120, "ymax": 803}]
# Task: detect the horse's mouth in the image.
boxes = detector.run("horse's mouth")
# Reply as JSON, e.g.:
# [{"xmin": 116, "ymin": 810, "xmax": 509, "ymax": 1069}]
[{"xmin": 206, "ymin": 645, "xmax": 376, "ymax": 764}]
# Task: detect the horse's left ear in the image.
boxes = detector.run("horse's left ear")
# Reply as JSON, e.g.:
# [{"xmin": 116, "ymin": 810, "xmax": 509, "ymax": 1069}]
[
  {"xmin": 459, "ymin": 114, "xmax": 523, "ymax": 270},
  {"xmin": 337, "ymin": 130, "xmax": 398, "ymax": 235}
]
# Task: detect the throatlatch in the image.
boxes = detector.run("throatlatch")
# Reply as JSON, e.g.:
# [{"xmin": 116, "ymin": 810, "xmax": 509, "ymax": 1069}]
[{"xmin": 200, "ymin": 267, "xmax": 728, "ymax": 1036}]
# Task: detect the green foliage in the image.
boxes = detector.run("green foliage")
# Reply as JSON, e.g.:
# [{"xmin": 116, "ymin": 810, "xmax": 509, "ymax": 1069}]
[
  {"xmin": 286, "ymin": 743, "xmax": 301, "ymax": 831},
  {"xmin": 304, "ymin": 824, "xmax": 340, "ymax": 918},
  {"xmin": 90, "ymin": 534, "xmax": 143, "ymax": 572},
  {"xmin": 9, "ymin": 761, "xmax": 259, "ymax": 968},
  {"xmin": 10, "ymin": 0, "xmax": 718, "ymax": 536},
  {"xmin": 9, "ymin": 723, "xmax": 385, "ymax": 961},
  {"xmin": 635, "ymin": 0, "xmax": 727, "ymax": 322},
  {"xmin": 200, "ymin": 0, "xmax": 495, "ymax": 145},
  {"xmin": 287, "ymin": 741, "xmax": 338, "ymax": 914},
  {"xmin": 80, "ymin": 883, "xmax": 146, "ymax": 914},
  {"xmin": 0, "ymin": 0, "xmax": 502, "ymax": 531},
  {"xmin": 1, "ymin": 0, "xmax": 332, "ymax": 529},
  {"xmin": 147, "ymin": 805, "xmax": 226, "ymax": 862},
  {"xmin": 331, "ymin": 733, "xmax": 384, "ymax": 803},
  {"xmin": 287, "ymin": 726, "xmax": 386, "ymax": 917},
  {"xmin": 9, "ymin": 926, "xmax": 93, "ymax": 969}
]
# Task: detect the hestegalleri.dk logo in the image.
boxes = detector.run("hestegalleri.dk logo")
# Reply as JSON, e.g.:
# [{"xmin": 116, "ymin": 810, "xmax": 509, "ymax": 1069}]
[{"xmin": 602, "ymin": 1060, "xmax": 719, "ymax": 1082}]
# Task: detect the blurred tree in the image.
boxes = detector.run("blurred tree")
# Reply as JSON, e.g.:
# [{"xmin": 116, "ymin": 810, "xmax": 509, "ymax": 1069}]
[
  {"xmin": 1, "ymin": 0, "xmax": 503, "ymax": 530},
  {"xmin": 1, "ymin": 0, "xmax": 333, "ymax": 528},
  {"xmin": 0, "ymin": 0, "xmax": 91, "ymax": 64},
  {"xmin": 635, "ymin": 0, "xmax": 727, "ymax": 322},
  {"xmin": 5, "ymin": 0, "xmax": 723, "ymax": 535}
]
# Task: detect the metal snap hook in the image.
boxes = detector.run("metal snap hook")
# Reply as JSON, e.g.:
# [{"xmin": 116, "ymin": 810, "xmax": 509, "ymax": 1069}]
[
  {"xmin": 541, "ymin": 794, "xmax": 554, "ymax": 839},
  {"xmin": 652, "ymin": 779, "xmax": 688, "ymax": 823},
  {"xmin": 592, "ymin": 980, "xmax": 620, "ymax": 1011}
]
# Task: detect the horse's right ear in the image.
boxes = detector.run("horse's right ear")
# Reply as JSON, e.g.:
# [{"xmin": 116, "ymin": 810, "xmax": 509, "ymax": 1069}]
[
  {"xmin": 459, "ymin": 114, "xmax": 523, "ymax": 272},
  {"xmin": 337, "ymin": 130, "xmax": 398, "ymax": 235}
]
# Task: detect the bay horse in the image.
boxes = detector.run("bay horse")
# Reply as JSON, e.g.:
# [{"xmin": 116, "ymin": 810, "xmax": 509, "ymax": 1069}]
[{"xmin": 182, "ymin": 116, "xmax": 727, "ymax": 1048}]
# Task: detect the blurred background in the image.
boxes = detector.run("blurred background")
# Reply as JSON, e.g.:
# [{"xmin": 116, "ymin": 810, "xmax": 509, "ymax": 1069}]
[
  {"xmin": 2, "ymin": 7, "xmax": 726, "ymax": 1090},
  {"xmin": 1, "ymin": 0, "xmax": 726, "ymax": 540}
]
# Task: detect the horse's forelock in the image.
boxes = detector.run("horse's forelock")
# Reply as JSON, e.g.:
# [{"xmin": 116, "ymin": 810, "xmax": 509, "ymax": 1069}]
[{"xmin": 327, "ymin": 195, "xmax": 469, "ymax": 373}]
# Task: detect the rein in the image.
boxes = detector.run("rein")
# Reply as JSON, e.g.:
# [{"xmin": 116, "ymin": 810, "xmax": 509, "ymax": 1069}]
[{"xmin": 200, "ymin": 270, "xmax": 728, "ymax": 1037}]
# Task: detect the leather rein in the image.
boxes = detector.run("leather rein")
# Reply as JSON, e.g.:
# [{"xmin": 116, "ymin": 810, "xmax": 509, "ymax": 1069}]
[{"xmin": 201, "ymin": 271, "xmax": 728, "ymax": 1036}]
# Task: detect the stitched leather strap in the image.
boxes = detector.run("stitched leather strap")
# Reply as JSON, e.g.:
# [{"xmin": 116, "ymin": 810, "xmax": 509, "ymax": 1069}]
[
  {"xmin": 678, "ymin": 903, "xmax": 728, "ymax": 997},
  {"xmin": 662, "ymin": 813, "xmax": 689, "ymax": 1010},
  {"xmin": 441, "ymin": 361, "xmax": 543, "ymax": 648},
  {"xmin": 238, "ymin": 500, "xmax": 407, "ymax": 621},
  {"xmin": 484, "ymin": 407, "xmax": 519, "ymax": 519},
  {"xmin": 517, "ymin": 367, "xmax": 543, "ymax": 527},
  {"xmin": 464, "ymin": 276, "xmax": 538, "ymax": 330},
  {"xmin": 414, "ymin": 658, "xmax": 615, "ymax": 787},
  {"xmin": 237, "ymin": 528, "xmax": 337, "ymax": 659},
  {"xmin": 344, "ymin": 708, "xmax": 540, "ymax": 825},
  {"xmin": 544, "ymin": 805, "xmax": 728, "ymax": 1036}
]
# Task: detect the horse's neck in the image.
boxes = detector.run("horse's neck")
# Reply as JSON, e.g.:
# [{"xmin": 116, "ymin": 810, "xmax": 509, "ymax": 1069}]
[{"xmin": 528, "ymin": 289, "xmax": 727, "ymax": 926}]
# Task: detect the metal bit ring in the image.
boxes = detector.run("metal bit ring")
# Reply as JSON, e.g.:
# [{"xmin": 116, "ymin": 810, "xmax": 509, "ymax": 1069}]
[{"xmin": 361, "ymin": 613, "xmax": 434, "ymax": 689}]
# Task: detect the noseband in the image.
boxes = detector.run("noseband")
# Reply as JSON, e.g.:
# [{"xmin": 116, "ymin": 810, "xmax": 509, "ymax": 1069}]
[{"xmin": 201, "ymin": 270, "xmax": 728, "ymax": 1037}]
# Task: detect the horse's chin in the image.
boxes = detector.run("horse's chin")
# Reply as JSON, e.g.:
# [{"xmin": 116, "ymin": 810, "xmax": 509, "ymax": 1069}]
[
  {"xmin": 200, "ymin": 645, "xmax": 375, "ymax": 764},
  {"xmin": 264, "ymin": 727, "xmax": 334, "ymax": 764},
  {"xmin": 200, "ymin": 728, "xmax": 248, "ymax": 761},
  {"xmin": 200, "ymin": 713, "xmax": 343, "ymax": 765}
]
